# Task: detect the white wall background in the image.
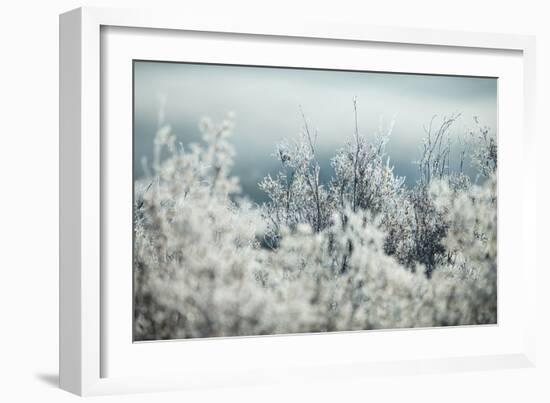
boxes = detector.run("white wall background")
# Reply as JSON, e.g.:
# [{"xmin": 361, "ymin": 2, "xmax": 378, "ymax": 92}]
[{"xmin": 0, "ymin": 1, "xmax": 548, "ymax": 402}]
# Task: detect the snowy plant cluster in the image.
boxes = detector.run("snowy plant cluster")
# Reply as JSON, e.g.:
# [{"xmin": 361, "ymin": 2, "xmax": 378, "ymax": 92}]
[{"xmin": 133, "ymin": 104, "xmax": 497, "ymax": 341}]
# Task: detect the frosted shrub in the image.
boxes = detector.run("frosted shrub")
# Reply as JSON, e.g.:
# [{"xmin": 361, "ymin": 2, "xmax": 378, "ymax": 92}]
[
  {"xmin": 257, "ymin": 202, "xmax": 496, "ymax": 332},
  {"xmin": 134, "ymin": 115, "xmax": 275, "ymax": 340},
  {"xmin": 259, "ymin": 110, "xmax": 334, "ymax": 247},
  {"xmin": 330, "ymin": 99, "xmax": 404, "ymax": 216},
  {"xmin": 429, "ymin": 173, "xmax": 497, "ymax": 323},
  {"xmin": 388, "ymin": 114, "xmax": 491, "ymax": 277},
  {"xmin": 328, "ymin": 101, "xmax": 410, "ymax": 272},
  {"xmin": 469, "ymin": 116, "xmax": 498, "ymax": 178},
  {"xmin": 134, "ymin": 106, "xmax": 497, "ymax": 341}
]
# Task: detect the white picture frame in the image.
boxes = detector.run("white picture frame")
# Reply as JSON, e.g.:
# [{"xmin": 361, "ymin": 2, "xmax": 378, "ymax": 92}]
[{"xmin": 59, "ymin": 6, "xmax": 537, "ymax": 396}]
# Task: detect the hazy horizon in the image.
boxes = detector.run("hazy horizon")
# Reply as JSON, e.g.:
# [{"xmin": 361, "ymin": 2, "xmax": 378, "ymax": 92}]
[{"xmin": 133, "ymin": 61, "xmax": 497, "ymax": 202}]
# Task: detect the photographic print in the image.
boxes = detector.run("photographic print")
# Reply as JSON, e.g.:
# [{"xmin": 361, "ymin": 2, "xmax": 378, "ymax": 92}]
[{"xmin": 133, "ymin": 61, "xmax": 497, "ymax": 341}]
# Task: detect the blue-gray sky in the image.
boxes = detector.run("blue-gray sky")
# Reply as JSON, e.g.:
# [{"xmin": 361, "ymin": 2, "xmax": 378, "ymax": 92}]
[{"xmin": 134, "ymin": 61, "xmax": 497, "ymax": 202}]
